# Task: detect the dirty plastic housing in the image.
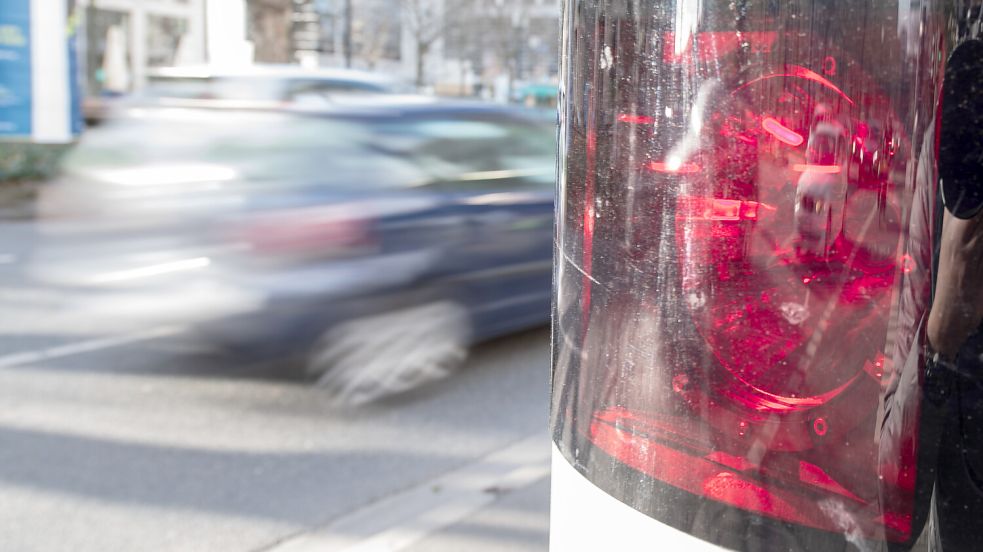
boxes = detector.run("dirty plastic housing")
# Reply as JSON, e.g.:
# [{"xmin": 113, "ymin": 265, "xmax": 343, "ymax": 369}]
[{"xmin": 549, "ymin": 0, "xmax": 961, "ymax": 549}]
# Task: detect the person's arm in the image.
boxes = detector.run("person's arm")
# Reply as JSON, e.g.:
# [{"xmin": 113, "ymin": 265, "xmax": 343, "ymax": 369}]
[{"xmin": 927, "ymin": 210, "xmax": 983, "ymax": 358}]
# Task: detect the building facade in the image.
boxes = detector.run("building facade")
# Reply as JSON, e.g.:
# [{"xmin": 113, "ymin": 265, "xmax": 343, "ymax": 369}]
[
  {"xmin": 76, "ymin": 0, "xmax": 207, "ymax": 95},
  {"xmin": 74, "ymin": 0, "xmax": 559, "ymax": 99}
]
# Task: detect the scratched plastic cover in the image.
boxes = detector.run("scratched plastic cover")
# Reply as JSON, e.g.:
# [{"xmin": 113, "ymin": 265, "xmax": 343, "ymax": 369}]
[{"xmin": 549, "ymin": 0, "xmax": 962, "ymax": 549}]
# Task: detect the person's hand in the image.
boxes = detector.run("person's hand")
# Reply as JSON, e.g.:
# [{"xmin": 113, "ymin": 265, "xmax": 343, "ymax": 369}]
[{"xmin": 927, "ymin": 210, "xmax": 983, "ymax": 358}]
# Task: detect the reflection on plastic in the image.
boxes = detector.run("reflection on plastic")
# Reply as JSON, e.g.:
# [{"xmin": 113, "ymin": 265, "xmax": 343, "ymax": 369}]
[{"xmin": 761, "ymin": 117, "xmax": 804, "ymax": 147}]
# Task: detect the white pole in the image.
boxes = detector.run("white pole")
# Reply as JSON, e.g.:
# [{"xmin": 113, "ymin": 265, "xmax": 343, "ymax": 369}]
[
  {"xmin": 206, "ymin": 0, "xmax": 251, "ymax": 67},
  {"xmin": 30, "ymin": 0, "xmax": 71, "ymax": 143}
]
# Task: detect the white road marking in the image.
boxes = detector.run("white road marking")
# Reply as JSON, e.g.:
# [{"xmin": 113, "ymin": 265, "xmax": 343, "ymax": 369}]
[
  {"xmin": 0, "ymin": 326, "xmax": 185, "ymax": 368},
  {"xmin": 267, "ymin": 432, "xmax": 551, "ymax": 552},
  {"xmin": 90, "ymin": 257, "xmax": 211, "ymax": 283}
]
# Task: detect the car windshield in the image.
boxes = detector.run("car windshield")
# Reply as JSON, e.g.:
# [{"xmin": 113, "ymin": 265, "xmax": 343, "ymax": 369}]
[{"xmin": 806, "ymin": 127, "xmax": 844, "ymax": 165}]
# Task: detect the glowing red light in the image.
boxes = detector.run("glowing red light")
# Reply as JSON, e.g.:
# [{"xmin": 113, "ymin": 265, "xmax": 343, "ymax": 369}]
[
  {"xmin": 706, "ymin": 451, "xmax": 755, "ymax": 471},
  {"xmin": 855, "ymin": 121, "xmax": 870, "ymax": 140},
  {"xmin": 648, "ymin": 161, "xmax": 701, "ymax": 173},
  {"xmin": 589, "ymin": 408, "xmax": 912, "ymax": 540},
  {"xmin": 737, "ymin": 421, "xmax": 749, "ymax": 438},
  {"xmin": 703, "ymin": 473, "xmax": 803, "ymax": 522},
  {"xmin": 583, "ymin": 203, "xmax": 595, "ymax": 235},
  {"xmin": 710, "ymin": 199, "xmax": 741, "ymax": 221},
  {"xmin": 618, "ymin": 113, "xmax": 656, "ymax": 124},
  {"xmin": 662, "ymin": 31, "xmax": 779, "ymax": 63},
  {"xmin": 672, "ymin": 374, "xmax": 690, "ymax": 393},
  {"xmin": 798, "ymin": 461, "xmax": 862, "ymax": 502},
  {"xmin": 678, "ymin": 197, "xmax": 772, "ymax": 222},
  {"xmin": 875, "ymin": 513, "xmax": 913, "ymax": 537},
  {"xmin": 792, "ymin": 163, "xmax": 841, "ymax": 174},
  {"xmin": 735, "ymin": 65, "xmax": 855, "ymax": 106},
  {"xmin": 864, "ymin": 354, "xmax": 888, "ymax": 380},
  {"xmin": 761, "ymin": 117, "xmax": 804, "ymax": 146},
  {"xmin": 813, "ymin": 418, "xmax": 829, "ymax": 436},
  {"xmin": 740, "ymin": 202, "xmax": 758, "ymax": 220}
]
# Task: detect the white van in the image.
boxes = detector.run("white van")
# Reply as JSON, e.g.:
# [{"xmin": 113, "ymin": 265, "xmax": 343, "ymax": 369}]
[{"xmin": 794, "ymin": 119, "xmax": 850, "ymax": 258}]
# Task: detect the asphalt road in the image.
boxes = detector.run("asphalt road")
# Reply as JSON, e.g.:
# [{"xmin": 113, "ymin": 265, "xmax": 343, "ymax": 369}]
[{"xmin": 0, "ymin": 229, "xmax": 552, "ymax": 551}]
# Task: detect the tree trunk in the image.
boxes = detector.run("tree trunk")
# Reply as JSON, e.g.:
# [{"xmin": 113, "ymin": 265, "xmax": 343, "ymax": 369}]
[
  {"xmin": 343, "ymin": 0, "xmax": 353, "ymax": 68},
  {"xmin": 250, "ymin": 0, "xmax": 292, "ymax": 63},
  {"xmin": 416, "ymin": 42, "xmax": 428, "ymax": 88}
]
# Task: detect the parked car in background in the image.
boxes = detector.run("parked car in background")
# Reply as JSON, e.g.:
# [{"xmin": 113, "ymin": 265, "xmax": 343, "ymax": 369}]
[
  {"xmin": 34, "ymin": 97, "xmax": 555, "ymax": 404},
  {"xmin": 142, "ymin": 64, "xmax": 411, "ymax": 102}
]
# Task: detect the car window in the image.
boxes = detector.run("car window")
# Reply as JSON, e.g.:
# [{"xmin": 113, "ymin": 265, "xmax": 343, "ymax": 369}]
[
  {"xmin": 373, "ymin": 116, "xmax": 556, "ymax": 190},
  {"xmin": 143, "ymin": 77, "xmax": 286, "ymax": 102},
  {"xmin": 805, "ymin": 123, "xmax": 847, "ymax": 165},
  {"xmin": 286, "ymin": 78, "xmax": 390, "ymax": 100},
  {"xmin": 62, "ymin": 110, "xmax": 425, "ymax": 188}
]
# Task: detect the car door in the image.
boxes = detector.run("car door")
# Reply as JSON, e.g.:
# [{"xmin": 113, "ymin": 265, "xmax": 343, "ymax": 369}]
[{"xmin": 397, "ymin": 113, "xmax": 557, "ymax": 337}]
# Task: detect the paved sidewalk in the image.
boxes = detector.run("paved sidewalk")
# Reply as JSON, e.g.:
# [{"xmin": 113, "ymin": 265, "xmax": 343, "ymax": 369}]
[
  {"xmin": 0, "ymin": 181, "xmax": 38, "ymax": 220},
  {"xmin": 403, "ymin": 475, "xmax": 549, "ymax": 552},
  {"xmin": 266, "ymin": 433, "xmax": 551, "ymax": 552}
]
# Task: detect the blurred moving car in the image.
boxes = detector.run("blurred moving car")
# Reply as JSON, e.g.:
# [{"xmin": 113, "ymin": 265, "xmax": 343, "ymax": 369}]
[
  {"xmin": 33, "ymin": 98, "xmax": 555, "ymax": 401},
  {"xmin": 84, "ymin": 65, "xmax": 409, "ymax": 124},
  {"xmin": 143, "ymin": 65, "xmax": 410, "ymax": 102}
]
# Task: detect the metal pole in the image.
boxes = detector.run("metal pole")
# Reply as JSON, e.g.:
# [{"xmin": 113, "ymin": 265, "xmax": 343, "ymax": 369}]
[{"xmin": 343, "ymin": 0, "xmax": 352, "ymax": 68}]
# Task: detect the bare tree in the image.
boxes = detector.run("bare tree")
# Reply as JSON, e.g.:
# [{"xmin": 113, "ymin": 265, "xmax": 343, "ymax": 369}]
[
  {"xmin": 442, "ymin": 0, "xmax": 535, "ymax": 98},
  {"xmin": 401, "ymin": 0, "xmax": 469, "ymax": 88},
  {"xmin": 343, "ymin": 0, "xmax": 353, "ymax": 67},
  {"xmin": 354, "ymin": 1, "xmax": 399, "ymax": 70},
  {"xmin": 484, "ymin": 1, "xmax": 531, "ymax": 97}
]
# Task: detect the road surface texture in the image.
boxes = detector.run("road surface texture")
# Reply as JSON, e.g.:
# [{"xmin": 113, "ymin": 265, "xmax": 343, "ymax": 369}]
[{"xmin": 0, "ymin": 227, "xmax": 551, "ymax": 552}]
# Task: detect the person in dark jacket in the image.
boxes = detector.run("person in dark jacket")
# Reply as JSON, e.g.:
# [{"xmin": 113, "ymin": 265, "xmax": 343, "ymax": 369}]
[{"xmin": 879, "ymin": 38, "xmax": 983, "ymax": 549}]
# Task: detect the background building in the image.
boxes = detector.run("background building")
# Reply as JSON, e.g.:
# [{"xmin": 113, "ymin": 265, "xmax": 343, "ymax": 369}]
[
  {"xmin": 76, "ymin": 0, "xmax": 207, "ymax": 95},
  {"xmin": 74, "ymin": 0, "xmax": 559, "ymax": 99}
]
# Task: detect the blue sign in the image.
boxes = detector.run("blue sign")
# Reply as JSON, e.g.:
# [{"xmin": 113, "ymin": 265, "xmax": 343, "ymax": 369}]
[{"xmin": 0, "ymin": 0, "xmax": 32, "ymax": 138}]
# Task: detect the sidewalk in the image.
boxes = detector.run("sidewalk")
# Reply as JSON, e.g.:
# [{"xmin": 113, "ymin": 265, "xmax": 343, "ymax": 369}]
[
  {"xmin": 267, "ymin": 432, "xmax": 550, "ymax": 552},
  {"xmin": 402, "ymin": 475, "xmax": 549, "ymax": 552},
  {"xmin": 0, "ymin": 180, "xmax": 38, "ymax": 220}
]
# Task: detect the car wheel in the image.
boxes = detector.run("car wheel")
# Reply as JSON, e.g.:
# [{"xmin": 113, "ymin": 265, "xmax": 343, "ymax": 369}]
[{"xmin": 307, "ymin": 300, "xmax": 473, "ymax": 406}]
